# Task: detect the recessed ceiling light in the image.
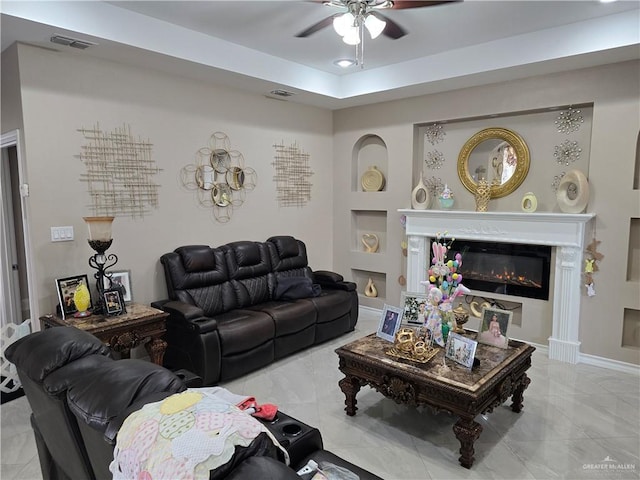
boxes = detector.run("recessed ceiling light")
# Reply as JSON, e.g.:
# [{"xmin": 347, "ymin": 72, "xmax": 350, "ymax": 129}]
[
  {"xmin": 599, "ymin": 0, "xmax": 618, "ymax": 3},
  {"xmin": 334, "ymin": 59, "xmax": 356, "ymax": 68}
]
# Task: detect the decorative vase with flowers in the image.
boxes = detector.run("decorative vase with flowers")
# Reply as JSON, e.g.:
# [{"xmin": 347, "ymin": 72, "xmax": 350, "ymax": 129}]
[{"xmin": 420, "ymin": 232, "xmax": 470, "ymax": 347}]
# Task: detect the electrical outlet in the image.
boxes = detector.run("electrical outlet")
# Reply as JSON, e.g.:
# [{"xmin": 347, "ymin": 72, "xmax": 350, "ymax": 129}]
[{"xmin": 51, "ymin": 226, "xmax": 74, "ymax": 242}]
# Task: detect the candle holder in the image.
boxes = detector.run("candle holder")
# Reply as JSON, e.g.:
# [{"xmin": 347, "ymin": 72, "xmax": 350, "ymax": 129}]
[{"xmin": 84, "ymin": 216, "xmax": 118, "ymax": 315}]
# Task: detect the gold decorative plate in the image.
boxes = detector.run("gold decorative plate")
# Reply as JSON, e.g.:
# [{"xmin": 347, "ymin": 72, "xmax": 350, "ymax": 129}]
[{"xmin": 361, "ymin": 166, "xmax": 385, "ymax": 192}]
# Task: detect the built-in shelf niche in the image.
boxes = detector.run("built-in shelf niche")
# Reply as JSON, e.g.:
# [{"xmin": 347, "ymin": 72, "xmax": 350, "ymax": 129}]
[
  {"xmin": 628, "ymin": 218, "xmax": 640, "ymax": 282},
  {"xmin": 634, "ymin": 130, "xmax": 639, "ymax": 190},
  {"xmin": 622, "ymin": 308, "xmax": 640, "ymax": 349},
  {"xmin": 352, "ymin": 134, "xmax": 388, "ymax": 192},
  {"xmin": 352, "ymin": 269, "xmax": 386, "ymax": 305},
  {"xmin": 352, "ymin": 210, "xmax": 386, "ymax": 254}
]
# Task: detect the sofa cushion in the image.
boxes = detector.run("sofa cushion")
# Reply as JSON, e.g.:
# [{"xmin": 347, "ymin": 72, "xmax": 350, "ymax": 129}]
[
  {"xmin": 267, "ymin": 237, "xmax": 312, "ymax": 276},
  {"xmin": 307, "ymin": 290, "xmax": 353, "ymax": 324},
  {"xmin": 42, "ymin": 355, "xmax": 114, "ymax": 395},
  {"xmin": 216, "ymin": 310, "xmax": 275, "ymax": 355},
  {"xmin": 225, "ymin": 241, "xmax": 273, "ymax": 307},
  {"xmin": 249, "ymin": 300, "xmax": 317, "ymax": 337},
  {"xmin": 4, "ymin": 326, "xmax": 111, "ymax": 383}
]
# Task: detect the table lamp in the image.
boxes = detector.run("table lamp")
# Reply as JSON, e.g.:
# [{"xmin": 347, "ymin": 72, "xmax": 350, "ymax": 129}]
[{"xmin": 84, "ymin": 216, "xmax": 118, "ymax": 314}]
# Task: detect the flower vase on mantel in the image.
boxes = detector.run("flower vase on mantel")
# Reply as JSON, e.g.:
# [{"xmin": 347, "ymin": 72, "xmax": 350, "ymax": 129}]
[{"xmin": 438, "ymin": 184, "xmax": 455, "ymax": 210}]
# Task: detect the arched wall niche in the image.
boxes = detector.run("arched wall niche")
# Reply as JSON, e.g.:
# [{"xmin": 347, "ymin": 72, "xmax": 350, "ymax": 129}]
[{"xmin": 351, "ymin": 134, "xmax": 388, "ymax": 192}]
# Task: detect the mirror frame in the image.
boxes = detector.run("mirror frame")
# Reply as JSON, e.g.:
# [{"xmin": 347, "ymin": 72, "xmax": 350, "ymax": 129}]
[{"xmin": 457, "ymin": 127, "xmax": 530, "ymax": 199}]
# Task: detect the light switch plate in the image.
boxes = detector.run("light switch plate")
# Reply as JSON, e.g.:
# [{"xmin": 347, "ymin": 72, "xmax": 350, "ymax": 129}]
[{"xmin": 51, "ymin": 226, "xmax": 74, "ymax": 242}]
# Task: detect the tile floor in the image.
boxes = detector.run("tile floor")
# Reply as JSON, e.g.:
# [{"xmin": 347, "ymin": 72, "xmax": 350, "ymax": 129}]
[{"xmin": 2, "ymin": 308, "xmax": 639, "ymax": 479}]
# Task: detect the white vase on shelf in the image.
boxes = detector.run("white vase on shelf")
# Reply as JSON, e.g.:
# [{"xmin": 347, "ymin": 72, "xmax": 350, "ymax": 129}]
[{"xmin": 411, "ymin": 176, "xmax": 431, "ymax": 210}]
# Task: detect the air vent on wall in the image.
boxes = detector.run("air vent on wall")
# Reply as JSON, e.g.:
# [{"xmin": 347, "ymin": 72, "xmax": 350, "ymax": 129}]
[
  {"xmin": 50, "ymin": 35, "xmax": 97, "ymax": 50},
  {"xmin": 269, "ymin": 89, "xmax": 295, "ymax": 98}
]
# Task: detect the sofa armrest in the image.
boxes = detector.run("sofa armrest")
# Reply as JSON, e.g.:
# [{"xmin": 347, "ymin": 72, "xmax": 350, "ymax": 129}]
[
  {"xmin": 312, "ymin": 271, "xmax": 356, "ymax": 292},
  {"xmin": 159, "ymin": 300, "xmax": 219, "ymax": 334}
]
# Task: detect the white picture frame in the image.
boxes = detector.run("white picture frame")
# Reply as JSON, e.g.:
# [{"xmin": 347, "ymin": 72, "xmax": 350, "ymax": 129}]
[
  {"xmin": 104, "ymin": 270, "xmax": 132, "ymax": 303},
  {"xmin": 476, "ymin": 306, "xmax": 513, "ymax": 349},
  {"xmin": 377, "ymin": 304, "xmax": 404, "ymax": 342},
  {"xmin": 445, "ymin": 332, "xmax": 478, "ymax": 369},
  {"xmin": 400, "ymin": 291, "xmax": 430, "ymax": 326}
]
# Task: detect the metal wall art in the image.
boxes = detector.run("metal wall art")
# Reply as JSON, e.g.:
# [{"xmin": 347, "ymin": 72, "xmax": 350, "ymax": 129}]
[
  {"xmin": 181, "ymin": 132, "xmax": 256, "ymax": 223},
  {"xmin": 78, "ymin": 123, "xmax": 162, "ymax": 218},
  {"xmin": 555, "ymin": 106, "xmax": 584, "ymax": 134},
  {"xmin": 272, "ymin": 141, "xmax": 314, "ymax": 207},
  {"xmin": 425, "ymin": 150, "xmax": 445, "ymax": 170},
  {"xmin": 554, "ymin": 140, "xmax": 582, "ymax": 166},
  {"xmin": 424, "ymin": 123, "xmax": 446, "ymax": 145}
]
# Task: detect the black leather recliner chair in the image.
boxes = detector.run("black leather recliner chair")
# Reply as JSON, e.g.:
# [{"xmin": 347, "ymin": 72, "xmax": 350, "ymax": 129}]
[{"xmin": 6, "ymin": 327, "xmax": 382, "ymax": 480}]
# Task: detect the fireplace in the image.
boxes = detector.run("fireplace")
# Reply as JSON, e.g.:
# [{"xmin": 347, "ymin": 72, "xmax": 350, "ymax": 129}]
[
  {"xmin": 445, "ymin": 239, "xmax": 552, "ymax": 300},
  {"xmin": 400, "ymin": 209, "xmax": 595, "ymax": 364}
]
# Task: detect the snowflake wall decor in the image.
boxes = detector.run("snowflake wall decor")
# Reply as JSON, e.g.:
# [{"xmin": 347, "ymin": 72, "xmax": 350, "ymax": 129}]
[
  {"xmin": 425, "ymin": 176, "xmax": 444, "ymax": 198},
  {"xmin": 424, "ymin": 150, "xmax": 445, "ymax": 169},
  {"xmin": 554, "ymin": 140, "xmax": 582, "ymax": 166},
  {"xmin": 424, "ymin": 123, "xmax": 446, "ymax": 145},
  {"xmin": 551, "ymin": 172, "xmax": 566, "ymax": 191},
  {"xmin": 555, "ymin": 107, "xmax": 584, "ymax": 134}
]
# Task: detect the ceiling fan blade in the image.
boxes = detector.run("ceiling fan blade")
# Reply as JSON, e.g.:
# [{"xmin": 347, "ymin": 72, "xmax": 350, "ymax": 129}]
[
  {"xmin": 371, "ymin": 12, "xmax": 407, "ymax": 39},
  {"xmin": 295, "ymin": 14, "xmax": 337, "ymax": 37},
  {"xmin": 390, "ymin": 0, "xmax": 461, "ymax": 9}
]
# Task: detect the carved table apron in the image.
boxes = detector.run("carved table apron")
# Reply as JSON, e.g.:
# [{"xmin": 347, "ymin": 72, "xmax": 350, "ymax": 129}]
[
  {"xmin": 40, "ymin": 303, "xmax": 168, "ymax": 365},
  {"xmin": 335, "ymin": 333, "xmax": 534, "ymax": 468}
]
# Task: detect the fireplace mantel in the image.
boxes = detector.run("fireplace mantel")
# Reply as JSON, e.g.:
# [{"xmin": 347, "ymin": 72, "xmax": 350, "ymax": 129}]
[{"xmin": 399, "ymin": 209, "xmax": 596, "ymax": 364}]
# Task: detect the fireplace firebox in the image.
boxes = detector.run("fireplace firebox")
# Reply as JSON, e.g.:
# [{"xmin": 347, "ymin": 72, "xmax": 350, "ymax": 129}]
[{"xmin": 443, "ymin": 239, "xmax": 551, "ymax": 300}]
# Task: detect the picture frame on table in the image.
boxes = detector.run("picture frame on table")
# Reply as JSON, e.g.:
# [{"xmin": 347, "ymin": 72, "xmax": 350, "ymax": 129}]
[
  {"xmin": 103, "ymin": 288, "xmax": 126, "ymax": 316},
  {"xmin": 377, "ymin": 304, "xmax": 404, "ymax": 342},
  {"xmin": 400, "ymin": 292, "xmax": 430, "ymax": 326},
  {"xmin": 104, "ymin": 270, "xmax": 132, "ymax": 303},
  {"xmin": 445, "ymin": 332, "xmax": 478, "ymax": 369},
  {"xmin": 476, "ymin": 306, "xmax": 513, "ymax": 349},
  {"xmin": 56, "ymin": 274, "xmax": 92, "ymax": 318}
]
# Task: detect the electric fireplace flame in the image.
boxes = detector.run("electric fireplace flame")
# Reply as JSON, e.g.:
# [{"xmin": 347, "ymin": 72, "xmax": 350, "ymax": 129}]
[{"xmin": 447, "ymin": 239, "xmax": 551, "ymax": 300}]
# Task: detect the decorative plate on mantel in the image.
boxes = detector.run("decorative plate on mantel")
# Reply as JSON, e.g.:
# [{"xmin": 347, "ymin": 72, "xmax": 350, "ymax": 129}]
[{"xmin": 361, "ymin": 166, "xmax": 385, "ymax": 192}]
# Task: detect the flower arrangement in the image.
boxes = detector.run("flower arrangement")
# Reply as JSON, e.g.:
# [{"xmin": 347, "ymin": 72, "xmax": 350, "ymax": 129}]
[{"xmin": 420, "ymin": 232, "xmax": 470, "ymax": 346}]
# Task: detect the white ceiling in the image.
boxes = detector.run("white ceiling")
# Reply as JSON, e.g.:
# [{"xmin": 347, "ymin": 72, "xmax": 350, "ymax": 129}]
[{"xmin": 1, "ymin": 1, "xmax": 639, "ymax": 109}]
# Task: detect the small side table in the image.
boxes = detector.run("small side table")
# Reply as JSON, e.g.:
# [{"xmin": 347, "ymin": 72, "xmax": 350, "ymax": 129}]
[{"xmin": 39, "ymin": 303, "xmax": 168, "ymax": 365}]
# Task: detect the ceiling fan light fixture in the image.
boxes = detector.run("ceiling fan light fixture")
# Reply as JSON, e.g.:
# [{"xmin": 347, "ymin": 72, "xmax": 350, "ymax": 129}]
[
  {"xmin": 333, "ymin": 12, "xmax": 355, "ymax": 37},
  {"xmin": 342, "ymin": 26, "xmax": 361, "ymax": 45},
  {"xmin": 364, "ymin": 14, "xmax": 386, "ymax": 39}
]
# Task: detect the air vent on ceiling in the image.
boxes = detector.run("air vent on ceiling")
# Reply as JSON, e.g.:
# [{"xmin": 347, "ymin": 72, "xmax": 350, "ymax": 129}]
[
  {"xmin": 50, "ymin": 35, "xmax": 97, "ymax": 50},
  {"xmin": 269, "ymin": 89, "xmax": 295, "ymax": 98}
]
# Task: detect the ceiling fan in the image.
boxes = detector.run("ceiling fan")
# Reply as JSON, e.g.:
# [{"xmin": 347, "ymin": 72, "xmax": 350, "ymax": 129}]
[{"xmin": 295, "ymin": 1, "xmax": 460, "ymax": 41}]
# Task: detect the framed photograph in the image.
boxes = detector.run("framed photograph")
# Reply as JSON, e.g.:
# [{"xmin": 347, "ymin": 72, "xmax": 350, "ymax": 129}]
[
  {"xmin": 476, "ymin": 306, "xmax": 513, "ymax": 349},
  {"xmin": 105, "ymin": 270, "xmax": 132, "ymax": 303},
  {"xmin": 103, "ymin": 288, "xmax": 125, "ymax": 316},
  {"xmin": 400, "ymin": 292, "xmax": 430, "ymax": 325},
  {"xmin": 377, "ymin": 304, "xmax": 404, "ymax": 342},
  {"xmin": 56, "ymin": 274, "xmax": 92, "ymax": 318},
  {"xmin": 445, "ymin": 332, "xmax": 478, "ymax": 369}
]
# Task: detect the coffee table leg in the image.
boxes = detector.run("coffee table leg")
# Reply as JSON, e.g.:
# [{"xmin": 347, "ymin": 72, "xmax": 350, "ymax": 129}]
[
  {"xmin": 338, "ymin": 375, "xmax": 361, "ymax": 416},
  {"xmin": 453, "ymin": 417, "xmax": 483, "ymax": 469},
  {"xmin": 511, "ymin": 373, "xmax": 531, "ymax": 413}
]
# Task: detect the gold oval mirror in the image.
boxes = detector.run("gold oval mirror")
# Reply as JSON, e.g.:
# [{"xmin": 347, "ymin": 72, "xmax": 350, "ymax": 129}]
[
  {"xmin": 195, "ymin": 165, "xmax": 215, "ymax": 190},
  {"xmin": 458, "ymin": 128, "xmax": 530, "ymax": 199}
]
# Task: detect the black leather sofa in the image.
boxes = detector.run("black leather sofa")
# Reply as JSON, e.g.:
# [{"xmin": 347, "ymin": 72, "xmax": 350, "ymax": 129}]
[
  {"xmin": 153, "ymin": 235, "xmax": 358, "ymax": 386},
  {"xmin": 5, "ymin": 327, "xmax": 382, "ymax": 480}
]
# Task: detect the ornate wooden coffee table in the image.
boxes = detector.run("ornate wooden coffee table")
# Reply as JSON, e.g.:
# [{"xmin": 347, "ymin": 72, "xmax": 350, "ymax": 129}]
[{"xmin": 335, "ymin": 332, "xmax": 534, "ymax": 468}]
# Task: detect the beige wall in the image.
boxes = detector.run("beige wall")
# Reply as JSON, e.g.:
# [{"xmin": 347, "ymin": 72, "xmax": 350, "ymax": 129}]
[
  {"xmin": 333, "ymin": 60, "xmax": 640, "ymax": 365},
  {"xmin": 3, "ymin": 42, "xmax": 639, "ymax": 365},
  {"xmin": 6, "ymin": 43, "xmax": 335, "ymax": 316}
]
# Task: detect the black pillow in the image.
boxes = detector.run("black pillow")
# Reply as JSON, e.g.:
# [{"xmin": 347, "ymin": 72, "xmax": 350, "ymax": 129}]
[{"xmin": 274, "ymin": 276, "xmax": 321, "ymax": 300}]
